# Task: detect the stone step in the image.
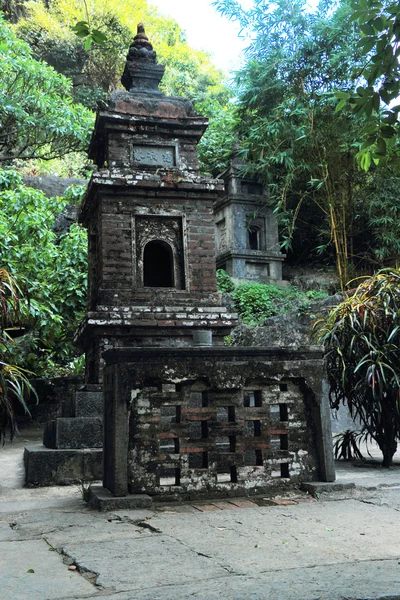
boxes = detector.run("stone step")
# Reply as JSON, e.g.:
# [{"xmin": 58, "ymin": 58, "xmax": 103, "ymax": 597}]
[
  {"xmin": 43, "ymin": 417, "xmax": 103, "ymax": 449},
  {"xmin": 62, "ymin": 391, "xmax": 103, "ymax": 418},
  {"xmin": 24, "ymin": 446, "xmax": 102, "ymax": 486},
  {"xmin": 88, "ymin": 485, "xmax": 153, "ymax": 511}
]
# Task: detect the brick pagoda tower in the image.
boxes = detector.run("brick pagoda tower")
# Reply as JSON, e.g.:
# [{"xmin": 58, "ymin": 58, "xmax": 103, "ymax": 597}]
[{"xmin": 76, "ymin": 24, "xmax": 235, "ymax": 383}]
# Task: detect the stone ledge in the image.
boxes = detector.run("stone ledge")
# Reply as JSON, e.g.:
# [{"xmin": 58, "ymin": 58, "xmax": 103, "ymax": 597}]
[
  {"xmin": 301, "ymin": 481, "xmax": 356, "ymax": 497},
  {"xmin": 89, "ymin": 485, "xmax": 153, "ymax": 511}
]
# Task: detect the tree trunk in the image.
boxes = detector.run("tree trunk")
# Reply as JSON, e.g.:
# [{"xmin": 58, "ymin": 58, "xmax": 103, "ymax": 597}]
[{"xmin": 378, "ymin": 435, "xmax": 397, "ymax": 467}]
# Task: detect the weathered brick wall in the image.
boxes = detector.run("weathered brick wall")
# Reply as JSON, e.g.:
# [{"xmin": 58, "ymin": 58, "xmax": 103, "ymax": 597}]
[
  {"xmin": 86, "ymin": 186, "xmax": 221, "ymax": 306},
  {"xmin": 130, "ymin": 377, "xmax": 316, "ymax": 497},
  {"xmin": 103, "ymin": 346, "xmax": 332, "ymax": 500}
]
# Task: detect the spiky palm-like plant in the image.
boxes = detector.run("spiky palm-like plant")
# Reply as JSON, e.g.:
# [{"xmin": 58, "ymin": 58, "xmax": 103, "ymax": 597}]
[
  {"xmin": 0, "ymin": 269, "xmax": 37, "ymax": 443},
  {"xmin": 315, "ymin": 268, "xmax": 400, "ymax": 467}
]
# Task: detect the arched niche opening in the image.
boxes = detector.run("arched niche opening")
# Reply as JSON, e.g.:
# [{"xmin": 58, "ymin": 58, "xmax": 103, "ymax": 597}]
[
  {"xmin": 248, "ymin": 227, "xmax": 260, "ymax": 250},
  {"xmin": 143, "ymin": 240, "xmax": 175, "ymax": 287}
]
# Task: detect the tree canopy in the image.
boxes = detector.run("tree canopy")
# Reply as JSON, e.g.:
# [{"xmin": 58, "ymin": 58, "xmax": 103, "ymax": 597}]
[
  {"xmin": 213, "ymin": 0, "xmax": 400, "ymax": 286},
  {"xmin": 5, "ymin": 0, "xmax": 236, "ymax": 174},
  {"xmin": 13, "ymin": 0, "xmax": 230, "ymax": 106},
  {"xmin": 0, "ymin": 14, "xmax": 93, "ymax": 162},
  {"xmin": 335, "ymin": 0, "xmax": 400, "ymax": 170}
]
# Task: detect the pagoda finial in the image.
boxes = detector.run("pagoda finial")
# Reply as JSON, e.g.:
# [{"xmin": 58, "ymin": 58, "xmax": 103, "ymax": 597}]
[
  {"xmin": 133, "ymin": 23, "xmax": 153, "ymax": 51},
  {"xmin": 121, "ymin": 23, "xmax": 165, "ymax": 93}
]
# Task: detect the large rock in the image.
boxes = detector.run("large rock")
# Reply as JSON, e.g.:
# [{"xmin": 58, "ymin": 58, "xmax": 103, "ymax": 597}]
[
  {"xmin": 231, "ymin": 294, "xmax": 343, "ymax": 348},
  {"xmin": 23, "ymin": 175, "xmax": 87, "ymax": 198},
  {"xmin": 284, "ymin": 265, "xmax": 339, "ymax": 294}
]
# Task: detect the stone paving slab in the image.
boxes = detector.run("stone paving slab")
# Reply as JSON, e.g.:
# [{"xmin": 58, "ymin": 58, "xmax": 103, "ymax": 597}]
[
  {"xmin": 2, "ymin": 467, "xmax": 400, "ymax": 600},
  {"xmin": 63, "ymin": 534, "xmax": 230, "ymax": 592},
  {"xmin": 139, "ymin": 499, "xmax": 400, "ymax": 574},
  {"xmin": 0, "ymin": 539, "xmax": 95, "ymax": 600},
  {"xmin": 0, "ymin": 521, "xmax": 19, "ymax": 541},
  {"xmin": 71, "ymin": 560, "xmax": 400, "ymax": 600},
  {"xmin": 46, "ymin": 518, "xmax": 154, "ymax": 548}
]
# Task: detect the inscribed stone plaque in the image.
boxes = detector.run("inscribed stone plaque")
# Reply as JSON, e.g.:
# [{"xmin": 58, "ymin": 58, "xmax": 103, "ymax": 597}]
[
  {"xmin": 132, "ymin": 145, "xmax": 175, "ymax": 167},
  {"xmin": 245, "ymin": 262, "xmax": 270, "ymax": 278}
]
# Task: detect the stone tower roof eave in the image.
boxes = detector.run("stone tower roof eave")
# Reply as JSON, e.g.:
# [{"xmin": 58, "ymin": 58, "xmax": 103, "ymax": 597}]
[
  {"xmin": 87, "ymin": 109, "xmax": 209, "ymax": 164},
  {"xmin": 78, "ymin": 172, "xmax": 225, "ymax": 226}
]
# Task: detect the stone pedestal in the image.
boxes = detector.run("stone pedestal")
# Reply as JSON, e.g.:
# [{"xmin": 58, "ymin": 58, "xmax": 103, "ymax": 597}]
[{"xmin": 24, "ymin": 388, "xmax": 103, "ymax": 486}]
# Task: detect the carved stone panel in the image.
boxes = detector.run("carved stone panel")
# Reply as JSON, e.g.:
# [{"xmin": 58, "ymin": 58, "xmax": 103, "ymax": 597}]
[{"xmin": 135, "ymin": 216, "xmax": 185, "ymax": 289}]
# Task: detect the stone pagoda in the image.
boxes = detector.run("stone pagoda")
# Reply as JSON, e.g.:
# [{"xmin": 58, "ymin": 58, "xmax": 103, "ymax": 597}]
[
  {"xmin": 215, "ymin": 155, "xmax": 284, "ymax": 283},
  {"xmin": 25, "ymin": 26, "xmax": 334, "ymax": 498}
]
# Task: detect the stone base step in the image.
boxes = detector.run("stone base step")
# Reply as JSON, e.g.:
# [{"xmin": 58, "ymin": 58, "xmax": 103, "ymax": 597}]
[
  {"xmin": 62, "ymin": 391, "xmax": 103, "ymax": 418},
  {"xmin": 88, "ymin": 485, "xmax": 153, "ymax": 511},
  {"xmin": 43, "ymin": 417, "xmax": 103, "ymax": 449},
  {"xmin": 24, "ymin": 446, "xmax": 102, "ymax": 486},
  {"xmin": 301, "ymin": 481, "xmax": 355, "ymax": 497}
]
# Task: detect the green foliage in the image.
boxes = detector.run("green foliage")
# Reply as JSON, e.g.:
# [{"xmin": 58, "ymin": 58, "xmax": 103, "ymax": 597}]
[
  {"xmin": 0, "ymin": 170, "xmax": 87, "ymax": 375},
  {"xmin": 15, "ymin": 1, "xmax": 230, "ymax": 105},
  {"xmin": 11, "ymin": 0, "xmax": 234, "ymax": 174},
  {"xmin": 231, "ymin": 281, "xmax": 326, "ymax": 325},
  {"xmin": 0, "ymin": 15, "xmax": 93, "ymax": 162},
  {"xmin": 364, "ymin": 172, "xmax": 400, "ymax": 262},
  {"xmin": 216, "ymin": 269, "xmax": 235, "ymax": 293},
  {"xmin": 335, "ymin": 0, "xmax": 400, "ymax": 169},
  {"xmin": 213, "ymin": 0, "xmax": 400, "ymax": 285},
  {"xmin": 314, "ymin": 268, "xmax": 400, "ymax": 466},
  {"xmin": 198, "ymin": 100, "xmax": 238, "ymax": 175}
]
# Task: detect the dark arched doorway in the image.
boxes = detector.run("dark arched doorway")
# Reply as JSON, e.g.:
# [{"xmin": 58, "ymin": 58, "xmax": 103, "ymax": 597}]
[
  {"xmin": 248, "ymin": 227, "xmax": 260, "ymax": 250},
  {"xmin": 143, "ymin": 240, "xmax": 174, "ymax": 287}
]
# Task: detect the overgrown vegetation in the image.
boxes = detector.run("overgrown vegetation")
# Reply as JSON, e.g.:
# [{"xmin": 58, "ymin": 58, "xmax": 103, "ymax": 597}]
[
  {"xmin": 334, "ymin": 0, "xmax": 400, "ymax": 169},
  {"xmin": 8, "ymin": 0, "xmax": 236, "ymax": 175},
  {"xmin": 217, "ymin": 269, "xmax": 327, "ymax": 325},
  {"xmin": 315, "ymin": 268, "xmax": 400, "ymax": 466}
]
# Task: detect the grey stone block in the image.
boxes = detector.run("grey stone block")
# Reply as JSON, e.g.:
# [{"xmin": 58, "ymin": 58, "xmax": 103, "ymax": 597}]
[
  {"xmin": 24, "ymin": 446, "xmax": 102, "ymax": 486},
  {"xmin": 62, "ymin": 391, "xmax": 103, "ymax": 418},
  {"xmin": 72, "ymin": 391, "xmax": 103, "ymax": 417},
  {"xmin": 88, "ymin": 485, "xmax": 152, "ymax": 511},
  {"xmin": 44, "ymin": 417, "xmax": 103, "ymax": 449}
]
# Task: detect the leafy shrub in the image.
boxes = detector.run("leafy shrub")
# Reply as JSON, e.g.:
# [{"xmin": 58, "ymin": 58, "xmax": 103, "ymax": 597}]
[
  {"xmin": 0, "ymin": 269, "xmax": 38, "ymax": 442},
  {"xmin": 216, "ymin": 269, "xmax": 235, "ymax": 293},
  {"xmin": 232, "ymin": 281, "xmax": 327, "ymax": 325},
  {"xmin": 333, "ymin": 430, "xmax": 366, "ymax": 461}
]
